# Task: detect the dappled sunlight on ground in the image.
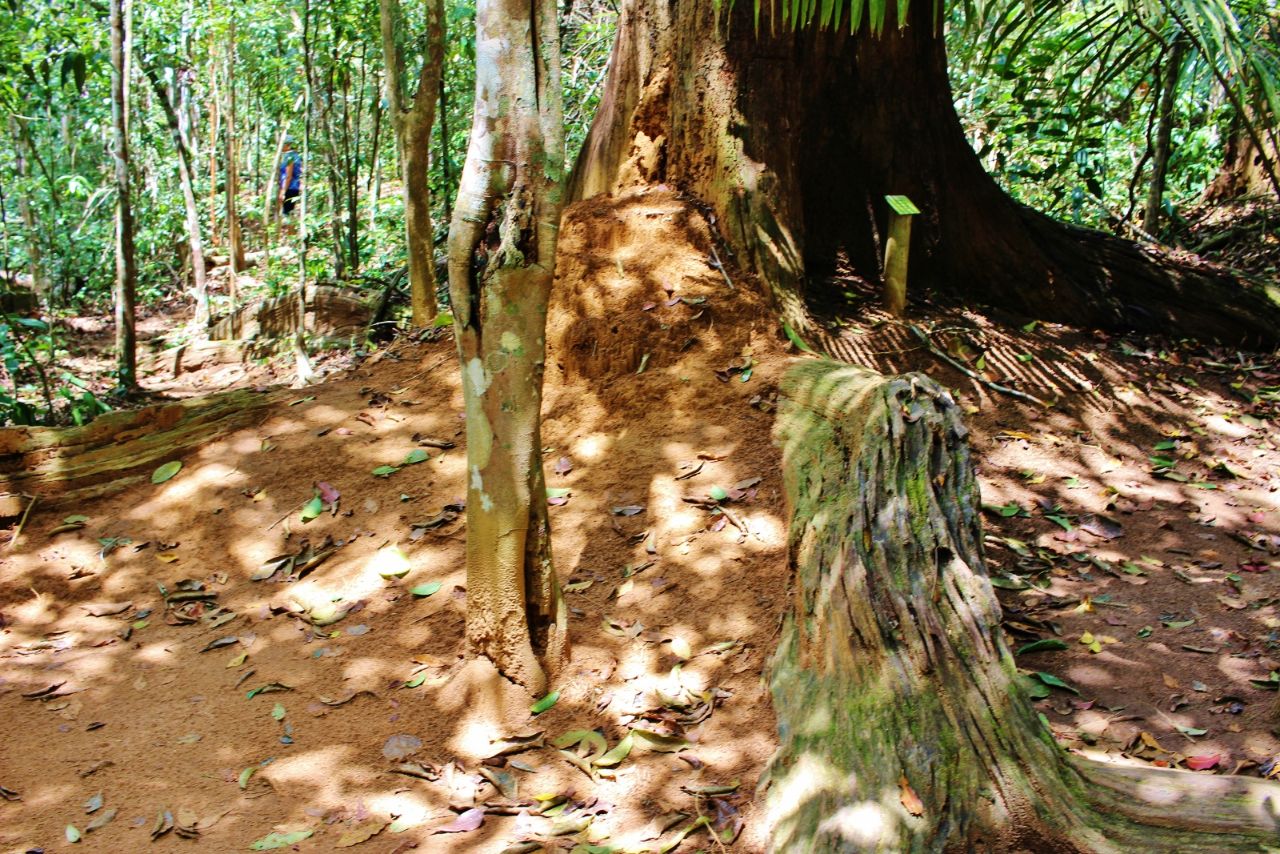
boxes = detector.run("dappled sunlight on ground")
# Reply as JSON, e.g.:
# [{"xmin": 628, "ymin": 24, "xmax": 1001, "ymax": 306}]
[
  {"xmin": 0, "ymin": 191, "xmax": 790, "ymax": 852},
  {"xmin": 814, "ymin": 274, "xmax": 1280, "ymax": 777}
]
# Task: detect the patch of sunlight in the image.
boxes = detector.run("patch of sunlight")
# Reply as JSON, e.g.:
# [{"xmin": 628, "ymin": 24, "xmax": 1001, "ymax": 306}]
[
  {"xmin": 818, "ymin": 801, "xmax": 899, "ymax": 848},
  {"xmin": 134, "ymin": 640, "xmax": 182, "ymax": 664},
  {"xmin": 365, "ymin": 790, "xmax": 445, "ymax": 830},
  {"xmin": 746, "ymin": 512, "xmax": 785, "ymax": 548},
  {"xmin": 151, "ymin": 461, "xmax": 246, "ymax": 509},
  {"xmin": 766, "ymin": 752, "xmax": 849, "ymax": 831},
  {"xmin": 7, "ymin": 590, "xmax": 58, "ymax": 626},
  {"xmin": 573, "ymin": 432, "xmax": 611, "ymax": 462},
  {"xmin": 264, "ymin": 745, "xmax": 361, "ymax": 802},
  {"xmin": 1200, "ymin": 415, "xmax": 1253, "ymax": 439}
]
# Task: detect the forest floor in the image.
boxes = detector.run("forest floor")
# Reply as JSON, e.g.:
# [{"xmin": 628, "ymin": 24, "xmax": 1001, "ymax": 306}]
[{"xmin": 3, "ymin": 188, "xmax": 1280, "ymax": 852}]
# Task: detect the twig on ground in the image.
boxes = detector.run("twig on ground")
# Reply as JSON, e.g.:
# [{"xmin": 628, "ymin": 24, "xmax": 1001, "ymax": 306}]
[
  {"xmin": 6, "ymin": 495, "xmax": 37, "ymax": 551},
  {"xmin": 707, "ymin": 242, "xmax": 735, "ymax": 291},
  {"xmin": 908, "ymin": 324, "xmax": 1050, "ymax": 408}
]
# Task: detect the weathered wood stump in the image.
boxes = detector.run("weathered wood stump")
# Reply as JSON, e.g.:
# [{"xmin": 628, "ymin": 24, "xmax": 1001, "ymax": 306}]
[
  {"xmin": 766, "ymin": 359, "xmax": 1280, "ymax": 852},
  {"xmin": 207, "ymin": 285, "xmax": 371, "ymax": 341}
]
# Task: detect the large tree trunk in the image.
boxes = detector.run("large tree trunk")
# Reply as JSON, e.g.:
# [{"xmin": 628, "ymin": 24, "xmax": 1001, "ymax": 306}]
[
  {"xmin": 109, "ymin": 0, "xmax": 137, "ymax": 390},
  {"xmin": 447, "ymin": 0, "xmax": 567, "ymax": 693},
  {"xmin": 571, "ymin": 1, "xmax": 1280, "ymax": 347},
  {"xmin": 767, "ymin": 359, "xmax": 1280, "ymax": 852},
  {"xmin": 379, "ymin": 0, "xmax": 445, "ymax": 327}
]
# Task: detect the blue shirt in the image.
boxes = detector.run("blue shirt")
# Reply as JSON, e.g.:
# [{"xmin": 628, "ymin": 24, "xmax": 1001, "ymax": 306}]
[{"xmin": 279, "ymin": 151, "xmax": 302, "ymax": 192}]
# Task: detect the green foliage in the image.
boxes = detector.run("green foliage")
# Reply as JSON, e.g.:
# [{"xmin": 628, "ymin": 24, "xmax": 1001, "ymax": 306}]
[{"xmin": 949, "ymin": 1, "xmax": 1280, "ymax": 231}]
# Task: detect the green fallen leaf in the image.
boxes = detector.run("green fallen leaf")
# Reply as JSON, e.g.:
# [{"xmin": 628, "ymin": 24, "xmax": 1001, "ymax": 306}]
[
  {"xmin": 372, "ymin": 465, "xmax": 401, "ymax": 478},
  {"xmin": 271, "ymin": 702, "xmax": 286, "ymax": 721},
  {"xmin": 708, "ymin": 486, "xmax": 728, "ymax": 502},
  {"xmin": 593, "ymin": 732, "xmax": 633, "ymax": 767},
  {"xmin": 151, "ymin": 461, "xmax": 182, "ymax": 484},
  {"xmin": 1033, "ymin": 672, "xmax": 1080, "ymax": 695},
  {"xmin": 404, "ymin": 449, "xmax": 430, "ymax": 465},
  {"xmin": 66, "ymin": 824, "xmax": 82, "ymax": 843},
  {"xmin": 410, "ymin": 582, "xmax": 442, "ymax": 597},
  {"xmin": 403, "ymin": 672, "xmax": 428, "ymax": 689},
  {"xmin": 238, "ymin": 767, "xmax": 256, "ymax": 789},
  {"xmin": 300, "ymin": 495, "xmax": 324, "ymax": 522},
  {"xmin": 1016, "ymin": 638, "xmax": 1069, "ymax": 655},
  {"xmin": 546, "ymin": 487, "xmax": 571, "ymax": 499},
  {"xmin": 1176, "ymin": 725, "xmax": 1208, "ymax": 737},
  {"xmin": 531, "ymin": 691, "xmax": 560, "ymax": 715},
  {"xmin": 432, "ymin": 312, "xmax": 454, "ymax": 328},
  {"xmin": 249, "ymin": 829, "xmax": 314, "ymax": 850}
]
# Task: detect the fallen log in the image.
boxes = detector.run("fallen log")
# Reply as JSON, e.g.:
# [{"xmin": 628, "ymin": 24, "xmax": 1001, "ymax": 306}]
[
  {"xmin": 207, "ymin": 285, "xmax": 372, "ymax": 342},
  {"xmin": 0, "ymin": 387, "xmax": 289, "ymax": 511},
  {"xmin": 765, "ymin": 359, "xmax": 1280, "ymax": 852}
]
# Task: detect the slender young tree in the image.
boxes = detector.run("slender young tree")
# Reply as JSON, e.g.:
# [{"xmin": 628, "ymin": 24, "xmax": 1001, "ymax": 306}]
[
  {"xmin": 145, "ymin": 65, "xmax": 210, "ymax": 327},
  {"xmin": 380, "ymin": 0, "xmax": 445, "ymax": 326},
  {"xmin": 224, "ymin": 13, "xmax": 244, "ymax": 305},
  {"xmin": 109, "ymin": 0, "xmax": 137, "ymax": 390},
  {"xmin": 447, "ymin": 0, "xmax": 567, "ymax": 692}
]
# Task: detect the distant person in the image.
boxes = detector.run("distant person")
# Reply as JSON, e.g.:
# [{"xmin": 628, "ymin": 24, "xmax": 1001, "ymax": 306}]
[{"xmin": 278, "ymin": 138, "xmax": 302, "ymax": 227}]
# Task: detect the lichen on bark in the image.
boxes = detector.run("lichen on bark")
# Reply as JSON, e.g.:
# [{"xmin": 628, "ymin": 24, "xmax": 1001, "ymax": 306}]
[{"xmin": 766, "ymin": 358, "xmax": 1280, "ymax": 852}]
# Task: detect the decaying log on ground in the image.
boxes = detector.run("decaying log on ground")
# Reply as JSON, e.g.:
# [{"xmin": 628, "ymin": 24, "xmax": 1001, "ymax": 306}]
[
  {"xmin": 765, "ymin": 359, "xmax": 1280, "ymax": 852},
  {"xmin": 207, "ymin": 285, "xmax": 371, "ymax": 341},
  {"xmin": 0, "ymin": 387, "xmax": 288, "ymax": 511}
]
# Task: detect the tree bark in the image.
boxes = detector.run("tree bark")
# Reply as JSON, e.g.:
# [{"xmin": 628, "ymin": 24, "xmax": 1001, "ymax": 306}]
[
  {"xmin": 1144, "ymin": 38, "xmax": 1187, "ymax": 234},
  {"xmin": 109, "ymin": 0, "xmax": 137, "ymax": 390},
  {"xmin": 767, "ymin": 359, "xmax": 1280, "ymax": 852},
  {"xmin": 6, "ymin": 118, "xmax": 51, "ymax": 300},
  {"xmin": 144, "ymin": 66, "xmax": 210, "ymax": 328},
  {"xmin": 380, "ymin": 0, "xmax": 445, "ymax": 327},
  {"xmin": 224, "ymin": 16, "xmax": 244, "ymax": 304},
  {"xmin": 447, "ymin": 0, "xmax": 567, "ymax": 693},
  {"xmin": 571, "ymin": 1, "xmax": 1280, "ymax": 347}
]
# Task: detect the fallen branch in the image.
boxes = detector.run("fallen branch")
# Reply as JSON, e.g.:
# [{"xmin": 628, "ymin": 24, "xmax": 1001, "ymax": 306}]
[
  {"xmin": 6, "ymin": 494, "xmax": 36, "ymax": 550},
  {"xmin": 908, "ymin": 323, "xmax": 1049, "ymax": 408}
]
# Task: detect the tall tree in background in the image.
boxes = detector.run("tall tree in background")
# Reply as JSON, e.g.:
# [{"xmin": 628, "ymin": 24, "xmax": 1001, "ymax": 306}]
[
  {"xmin": 223, "ymin": 11, "xmax": 244, "ymax": 305},
  {"xmin": 109, "ymin": 0, "xmax": 137, "ymax": 389},
  {"xmin": 448, "ymin": 0, "xmax": 566, "ymax": 692},
  {"xmin": 145, "ymin": 64, "xmax": 210, "ymax": 327},
  {"xmin": 572, "ymin": 0, "xmax": 1280, "ymax": 346},
  {"xmin": 380, "ymin": 0, "xmax": 445, "ymax": 326}
]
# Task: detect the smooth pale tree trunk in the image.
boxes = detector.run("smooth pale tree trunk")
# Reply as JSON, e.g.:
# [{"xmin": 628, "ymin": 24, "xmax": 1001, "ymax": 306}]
[
  {"xmin": 224, "ymin": 18, "xmax": 244, "ymax": 305},
  {"xmin": 144, "ymin": 66, "xmax": 210, "ymax": 328},
  {"xmin": 379, "ymin": 0, "xmax": 445, "ymax": 326},
  {"xmin": 447, "ymin": 0, "xmax": 566, "ymax": 693},
  {"xmin": 109, "ymin": 0, "xmax": 137, "ymax": 390},
  {"xmin": 1143, "ymin": 37, "xmax": 1187, "ymax": 234},
  {"xmin": 206, "ymin": 71, "xmax": 220, "ymax": 248},
  {"xmin": 6, "ymin": 118, "xmax": 50, "ymax": 300},
  {"xmin": 295, "ymin": 0, "xmax": 315, "ymax": 386},
  {"xmin": 571, "ymin": 0, "xmax": 1280, "ymax": 346},
  {"xmin": 367, "ymin": 74, "xmax": 383, "ymax": 233},
  {"xmin": 262, "ymin": 128, "xmax": 287, "ymax": 235},
  {"xmin": 768, "ymin": 360, "xmax": 1280, "ymax": 852}
]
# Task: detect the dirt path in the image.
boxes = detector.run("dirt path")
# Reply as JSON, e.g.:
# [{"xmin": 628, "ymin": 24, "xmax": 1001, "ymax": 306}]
[
  {"xmin": 0, "ymin": 191, "xmax": 790, "ymax": 853},
  {"xmin": 4, "ymin": 189, "xmax": 1280, "ymax": 852}
]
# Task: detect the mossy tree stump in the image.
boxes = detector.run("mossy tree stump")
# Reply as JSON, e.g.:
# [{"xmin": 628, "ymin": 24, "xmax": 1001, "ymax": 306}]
[{"xmin": 765, "ymin": 359, "xmax": 1280, "ymax": 852}]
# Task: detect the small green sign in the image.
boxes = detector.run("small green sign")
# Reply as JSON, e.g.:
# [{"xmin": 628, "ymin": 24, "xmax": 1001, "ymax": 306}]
[{"xmin": 885, "ymin": 194, "xmax": 920, "ymax": 216}]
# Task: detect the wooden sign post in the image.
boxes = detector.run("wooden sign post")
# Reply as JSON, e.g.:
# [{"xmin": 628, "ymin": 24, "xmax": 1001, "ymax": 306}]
[{"xmin": 883, "ymin": 194, "xmax": 919, "ymax": 318}]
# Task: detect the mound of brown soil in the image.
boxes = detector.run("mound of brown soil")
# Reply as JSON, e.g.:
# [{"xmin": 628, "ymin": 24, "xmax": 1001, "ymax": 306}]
[{"xmin": 0, "ymin": 189, "xmax": 792, "ymax": 853}]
